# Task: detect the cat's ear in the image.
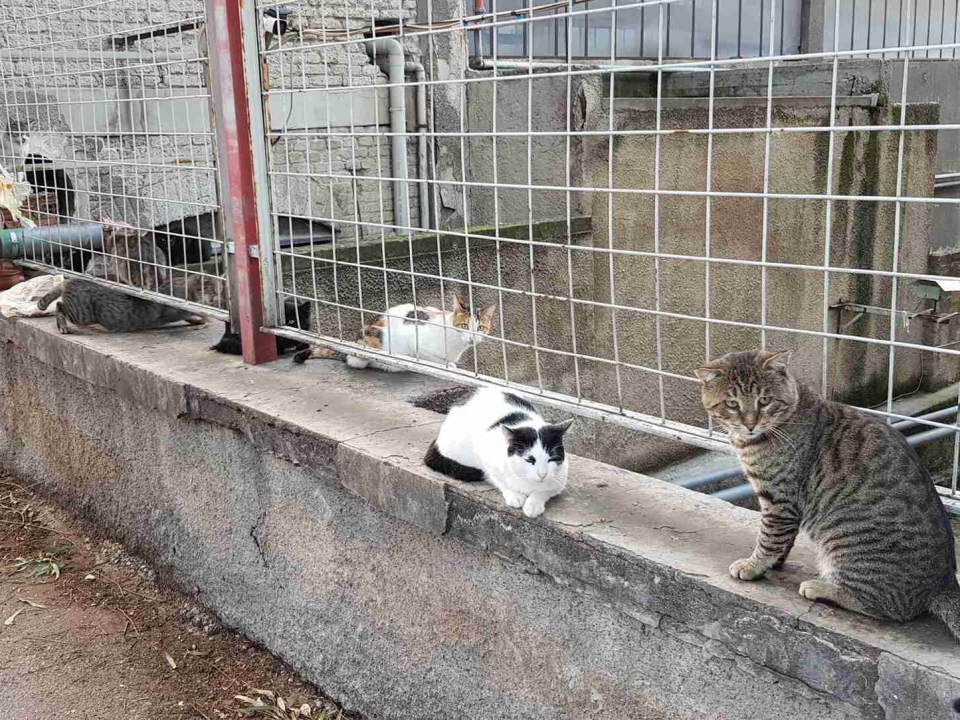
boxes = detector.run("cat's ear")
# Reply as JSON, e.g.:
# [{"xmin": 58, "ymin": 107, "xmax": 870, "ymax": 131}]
[
  {"xmin": 550, "ymin": 417, "xmax": 575, "ymax": 435},
  {"xmin": 758, "ymin": 349, "xmax": 791, "ymax": 373},
  {"xmin": 452, "ymin": 294, "xmax": 468, "ymax": 313},
  {"xmin": 694, "ymin": 361, "xmax": 726, "ymax": 383},
  {"xmin": 501, "ymin": 425, "xmax": 517, "ymax": 442},
  {"xmin": 477, "ymin": 303, "xmax": 497, "ymax": 323}
]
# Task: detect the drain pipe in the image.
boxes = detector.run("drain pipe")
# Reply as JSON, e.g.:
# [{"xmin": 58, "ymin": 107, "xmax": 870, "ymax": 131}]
[
  {"xmin": 712, "ymin": 415, "xmax": 960, "ymax": 504},
  {"xmin": 406, "ymin": 59, "xmax": 430, "ymax": 230},
  {"xmin": 677, "ymin": 465, "xmax": 743, "ymax": 490},
  {"xmin": 0, "ymin": 222, "xmax": 104, "ymax": 259},
  {"xmin": 365, "ymin": 39, "xmax": 410, "ymax": 231},
  {"xmin": 470, "ymin": 58, "xmax": 717, "ymax": 72},
  {"xmin": 891, "ymin": 406, "xmax": 958, "ymax": 431}
]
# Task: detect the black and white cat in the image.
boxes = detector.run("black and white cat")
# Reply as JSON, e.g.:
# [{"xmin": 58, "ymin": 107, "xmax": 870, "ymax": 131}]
[{"xmin": 424, "ymin": 388, "xmax": 574, "ymax": 518}]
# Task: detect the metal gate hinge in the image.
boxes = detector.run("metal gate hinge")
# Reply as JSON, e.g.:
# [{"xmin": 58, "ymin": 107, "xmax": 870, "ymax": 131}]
[{"xmin": 224, "ymin": 242, "xmax": 259, "ymax": 259}]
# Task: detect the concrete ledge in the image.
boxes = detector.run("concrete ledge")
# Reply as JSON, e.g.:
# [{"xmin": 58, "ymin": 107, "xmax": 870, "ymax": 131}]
[{"xmin": 1, "ymin": 316, "xmax": 958, "ymax": 719}]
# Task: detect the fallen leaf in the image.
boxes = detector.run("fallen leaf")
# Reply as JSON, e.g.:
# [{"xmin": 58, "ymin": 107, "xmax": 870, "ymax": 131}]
[
  {"xmin": 4, "ymin": 608, "xmax": 24, "ymax": 626},
  {"xmin": 17, "ymin": 598, "xmax": 46, "ymax": 609},
  {"xmin": 164, "ymin": 652, "xmax": 177, "ymax": 670}
]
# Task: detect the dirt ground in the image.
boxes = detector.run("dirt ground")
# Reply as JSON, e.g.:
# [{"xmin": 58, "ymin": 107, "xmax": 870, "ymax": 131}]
[{"xmin": 0, "ymin": 472, "xmax": 353, "ymax": 720}]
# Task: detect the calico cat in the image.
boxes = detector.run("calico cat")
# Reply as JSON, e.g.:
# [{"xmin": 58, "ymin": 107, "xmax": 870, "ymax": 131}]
[
  {"xmin": 38, "ymin": 278, "xmax": 205, "ymax": 333},
  {"xmin": 210, "ymin": 298, "xmax": 312, "ymax": 356},
  {"xmin": 293, "ymin": 294, "xmax": 497, "ymax": 369},
  {"xmin": 695, "ymin": 349, "xmax": 960, "ymax": 639},
  {"xmin": 424, "ymin": 388, "xmax": 574, "ymax": 518},
  {"xmin": 85, "ymin": 228, "xmax": 169, "ymax": 291}
]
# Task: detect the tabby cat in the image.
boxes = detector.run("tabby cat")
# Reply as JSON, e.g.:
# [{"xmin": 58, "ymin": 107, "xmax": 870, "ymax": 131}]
[
  {"xmin": 85, "ymin": 229, "xmax": 169, "ymax": 291},
  {"xmin": 293, "ymin": 295, "xmax": 497, "ymax": 369},
  {"xmin": 695, "ymin": 349, "xmax": 960, "ymax": 639},
  {"xmin": 38, "ymin": 278, "xmax": 204, "ymax": 333}
]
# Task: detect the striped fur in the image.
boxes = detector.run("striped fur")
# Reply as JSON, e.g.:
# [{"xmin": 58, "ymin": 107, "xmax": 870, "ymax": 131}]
[
  {"xmin": 38, "ymin": 278, "xmax": 204, "ymax": 334},
  {"xmin": 696, "ymin": 350, "xmax": 960, "ymax": 638}
]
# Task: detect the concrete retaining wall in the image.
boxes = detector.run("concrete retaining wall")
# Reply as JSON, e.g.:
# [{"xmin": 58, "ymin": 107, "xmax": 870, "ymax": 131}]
[{"xmin": 1, "ymin": 316, "xmax": 958, "ymax": 719}]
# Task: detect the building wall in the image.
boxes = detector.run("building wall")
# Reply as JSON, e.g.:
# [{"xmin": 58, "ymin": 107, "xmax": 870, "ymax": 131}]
[
  {"xmin": 287, "ymin": 99, "xmax": 939, "ymax": 473},
  {"xmin": 0, "ymin": 0, "xmax": 425, "ymax": 238},
  {"xmin": 0, "ymin": 0, "xmax": 218, "ymax": 233},
  {"xmin": 263, "ymin": 0, "xmax": 422, "ymax": 235}
]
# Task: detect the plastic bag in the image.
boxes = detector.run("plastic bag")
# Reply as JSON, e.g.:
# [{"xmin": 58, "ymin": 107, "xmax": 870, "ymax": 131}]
[
  {"xmin": 0, "ymin": 274, "xmax": 65, "ymax": 318},
  {"xmin": 0, "ymin": 165, "xmax": 35, "ymax": 229}
]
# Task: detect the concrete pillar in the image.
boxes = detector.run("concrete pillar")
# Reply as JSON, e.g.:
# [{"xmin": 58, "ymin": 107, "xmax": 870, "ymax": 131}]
[{"xmin": 800, "ymin": 0, "xmax": 825, "ymax": 54}]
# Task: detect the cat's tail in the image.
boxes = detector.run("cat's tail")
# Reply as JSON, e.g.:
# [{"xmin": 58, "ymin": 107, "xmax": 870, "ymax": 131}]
[
  {"xmin": 37, "ymin": 285, "xmax": 63, "ymax": 312},
  {"xmin": 423, "ymin": 441, "xmax": 485, "ymax": 483},
  {"xmin": 930, "ymin": 582, "xmax": 960, "ymax": 642}
]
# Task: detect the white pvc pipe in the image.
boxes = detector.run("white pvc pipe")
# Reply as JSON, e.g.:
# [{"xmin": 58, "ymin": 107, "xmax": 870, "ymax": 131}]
[
  {"xmin": 406, "ymin": 60, "xmax": 430, "ymax": 230},
  {"xmin": 472, "ymin": 58, "xmax": 715, "ymax": 72},
  {"xmin": 365, "ymin": 39, "xmax": 410, "ymax": 230}
]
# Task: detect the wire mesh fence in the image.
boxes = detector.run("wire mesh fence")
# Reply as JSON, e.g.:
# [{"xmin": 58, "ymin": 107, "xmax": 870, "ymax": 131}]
[
  {"xmin": 2, "ymin": 0, "xmax": 957, "ymax": 502},
  {"xmin": 250, "ymin": 0, "xmax": 960, "ymax": 501},
  {"xmin": 0, "ymin": 0, "xmax": 229, "ymax": 317}
]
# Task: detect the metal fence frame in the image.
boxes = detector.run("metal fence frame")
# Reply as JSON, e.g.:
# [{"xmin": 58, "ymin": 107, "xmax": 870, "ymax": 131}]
[
  {"xmin": 2, "ymin": 0, "xmax": 958, "ymax": 502},
  {"xmin": 0, "ymin": 0, "xmax": 238, "ymax": 328},
  {"xmin": 240, "ymin": 0, "xmax": 960, "ymax": 502}
]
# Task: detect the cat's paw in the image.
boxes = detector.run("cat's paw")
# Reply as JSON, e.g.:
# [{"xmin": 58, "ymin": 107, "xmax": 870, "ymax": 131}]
[
  {"xmin": 522, "ymin": 496, "xmax": 547, "ymax": 518},
  {"xmin": 798, "ymin": 579, "xmax": 838, "ymax": 603},
  {"xmin": 501, "ymin": 490, "xmax": 526, "ymax": 509},
  {"xmin": 729, "ymin": 557, "xmax": 767, "ymax": 581}
]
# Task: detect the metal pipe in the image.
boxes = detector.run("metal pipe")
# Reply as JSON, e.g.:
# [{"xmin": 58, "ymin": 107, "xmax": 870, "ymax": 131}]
[
  {"xmin": 0, "ymin": 223, "xmax": 104, "ymax": 259},
  {"xmin": 891, "ymin": 406, "xmax": 958, "ymax": 431},
  {"xmin": 906, "ymin": 425, "xmax": 959, "ymax": 447},
  {"xmin": 365, "ymin": 39, "xmax": 410, "ymax": 231},
  {"xmin": 712, "ymin": 419, "xmax": 959, "ymax": 504},
  {"xmin": 712, "ymin": 484, "xmax": 756, "ymax": 503},
  {"xmin": 677, "ymin": 465, "xmax": 743, "ymax": 489},
  {"xmin": 472, "ymin": 58, "xmax": 715, "ymax": 72},
  {"xmin": 689, "ymin": 406, "xmax": 960, "ymax": 496},
  {"xmin": 406, "ymin": 60, "xmax": 430, "ymax": 230}
]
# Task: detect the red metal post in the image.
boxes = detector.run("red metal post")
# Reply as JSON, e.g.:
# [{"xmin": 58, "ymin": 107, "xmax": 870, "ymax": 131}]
[{"xmin": 205, "ymin": 0, "xmax": 277, "ymax": 364}]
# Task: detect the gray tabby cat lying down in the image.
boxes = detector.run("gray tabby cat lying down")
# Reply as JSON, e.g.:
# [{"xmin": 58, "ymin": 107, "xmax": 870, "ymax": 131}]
[
  {"xmin": 38, "ymin": 278, "xmax": 205, "ymax": 334},
  {"xmin": 696, "ymin": 349, "xmax": 960, "ymax": 640}
]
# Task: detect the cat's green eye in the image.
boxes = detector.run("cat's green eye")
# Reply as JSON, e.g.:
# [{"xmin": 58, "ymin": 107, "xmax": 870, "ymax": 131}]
[
  {"xmin": 758, "ymin": 397, "xmax": 771, "ymax": 407},
  {"xmin": 458, "ymin": 323, "xmax": 469, "ymax": 329},
  {"xmin": 526, "ymin": 457, "xmax": 536, "ymax": 465},
  {"xmin": 725, "ymin": 399, "xmax": 739, "ymax": 410}
]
